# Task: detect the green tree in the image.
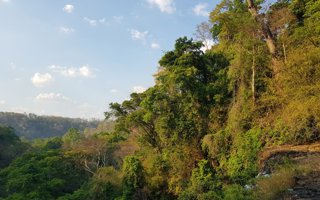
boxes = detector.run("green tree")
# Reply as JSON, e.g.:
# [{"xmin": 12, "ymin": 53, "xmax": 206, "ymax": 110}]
[
  {"xmin": 0, "ymin": 126, "xmax": 28, "ymax": 169},
  {"xmin": 62, "ymin": 128, "xmax": 83, "ymax": 145},
  {"xmin": 179, "ymin": 159, "xmax": 221, "ymax": 200},
  {"xmin": 122, "ymin": 156, "xmax": 145, "ymax": 200},
  {"xmin": 0, "ymin": 150, "xmax": 87, "ymax": 199}
]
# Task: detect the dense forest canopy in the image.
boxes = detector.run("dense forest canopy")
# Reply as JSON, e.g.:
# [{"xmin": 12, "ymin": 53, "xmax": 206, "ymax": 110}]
[
  {"xmin": 1, "ymin": 0, "xmax": 320, "ymax": 199},
  {"xmin": 0, "ymin": 112, "xmax": 100, "ymax": 139}
]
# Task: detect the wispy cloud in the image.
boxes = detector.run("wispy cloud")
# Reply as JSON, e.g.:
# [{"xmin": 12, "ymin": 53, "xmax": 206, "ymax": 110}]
[
  {"xmin": 49, "ymin": 65, "xmax": 95, "ymax": 78},
  {"xmin": 131, "ymin": 29, "xmax": 148, "ymax": 41},
  {"xmin": 31, "ymin": 73, "xmax": 54, "ymax": 87},
  {"xmin": 63, "ymin": 4, "xmax": 74, "ymax": 13},
  {"xmin": 193, "ymin": 3, "xmax": 209, "ymax": 17},
  {"xmin": 99, "ymin": 18, "xmax": 106, "ymax": 23},
  {"xmin": 35, "ymin": 93, "xmax": 70, "ymax": 102},
  {"xmin": 83, "ymin": 16, "xmax": 123, "ymax": 27},
  {"xmin": 78, "ymin": 103, "xmax": 103, "ymax": 119},
  {"xmin": 151, "ymin": 42, "xmax": 160, "ymax": 49},
  {"xmin": 146, "ymin": 0, "xmax": 175, "ymax": 14},
  {"xmin": 110, "ymin": 89, "xmax": 118, "ymax": 93},
  {"xmin": 60, "ymin": 26, "xmax": 75, "ymax": 34},
  {"xmin": 84, "ymin": 17, "xmax": 97, "ymax": 26},
  {"xmin": 14, "ymin": 78, "xmax": 22, "ymax": 81},
  {"xmin": 1, "ymin": 0, "xmax": 10, "ymax": 3},
  {"xmin": 133, "ymin": 86, "xmax": 146, "ymax": 93},
  {"xmin": 0, "ymin": 100, "xmax": 5, "ymax": 105},
  {"xmin": 10, "ymin": 62, "xmax": 16, "ymax": 70},
  {"xmin": 10, "ymin": 107, "xmax": 29, "ymax": 113},
  {"xmin": 113, "ymin": 16, "xmax": 124, "ymax": 23},
  {"xmin": 84, "ymin": 17, "xmax": 107, "ymax": 26}
]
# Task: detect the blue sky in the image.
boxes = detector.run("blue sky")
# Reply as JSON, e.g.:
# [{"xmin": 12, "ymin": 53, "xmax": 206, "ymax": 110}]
[{"xmin": 0, "ymin": 0, "xmax": 218, "ymax": 119}]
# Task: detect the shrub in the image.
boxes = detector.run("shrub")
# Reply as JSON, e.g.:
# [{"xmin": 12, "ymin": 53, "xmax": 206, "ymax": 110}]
[
  {"xmin": 223, "ymin": 184, "xmax": 253, "ymax": 200},
  {"xmin": 226, "ymin": 128, "xmax": 262, "ymax": 183}
]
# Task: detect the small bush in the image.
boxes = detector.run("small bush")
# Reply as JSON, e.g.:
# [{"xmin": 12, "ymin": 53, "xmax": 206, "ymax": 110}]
[
  {"xmin": 226, "ymin": 128, "xmax": 262, "ymax": 183},
  {"xmin": 223, "ymin": 184, "xmax": 253, "ymax": 200}
]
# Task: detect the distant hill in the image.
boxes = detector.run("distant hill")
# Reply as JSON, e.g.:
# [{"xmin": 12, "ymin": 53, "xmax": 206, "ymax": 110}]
[{"xmin": 0, "ymin": 112, "xmax": 101, "ymax": 139}]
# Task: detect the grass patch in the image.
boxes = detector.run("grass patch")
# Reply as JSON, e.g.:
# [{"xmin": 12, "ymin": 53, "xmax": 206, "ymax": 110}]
[
  {"xmin": 254, "ymin": 157, "xmax": 318, "ymax": 200},
  {"xmin": 254, "ymin": 166, "xmax": 295, "ymax": 200}
]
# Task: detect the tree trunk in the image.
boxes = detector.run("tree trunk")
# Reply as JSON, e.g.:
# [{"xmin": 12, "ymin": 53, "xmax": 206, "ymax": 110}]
[
  {"xmin": 246, "ymin": 0, "xmax": 277, "ymax": 56},
  {"xmin": 246, "ymin": 0, "xmax": 279, "ymax": 77},
  {"xmin": 252, "ymin": 46, "xmax": 256, "ymax": 104},
  {"xmin": 283, "ymin": 42, "xmax": 287, "ymax": 63}
]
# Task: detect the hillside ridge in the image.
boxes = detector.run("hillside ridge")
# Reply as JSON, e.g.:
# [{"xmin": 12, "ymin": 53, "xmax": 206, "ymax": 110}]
[{"xmin": 0, "ymin": 112, "xmax": 100, "ymax": 139}]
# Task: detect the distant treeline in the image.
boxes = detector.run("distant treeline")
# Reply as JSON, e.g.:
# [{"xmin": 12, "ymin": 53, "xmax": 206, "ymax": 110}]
[{"xmin": 0, "ymin": 112, "xmax": 101, "ymax": 139}]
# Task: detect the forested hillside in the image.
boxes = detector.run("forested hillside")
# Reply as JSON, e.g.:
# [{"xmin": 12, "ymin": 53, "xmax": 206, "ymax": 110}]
[
  {"xmin": 0, "ymin": 0, "xmax": 319, "ymax": 199},
  {"xmin": 0, "ymin": 112, "xmax": 100, "ymax": 139}
]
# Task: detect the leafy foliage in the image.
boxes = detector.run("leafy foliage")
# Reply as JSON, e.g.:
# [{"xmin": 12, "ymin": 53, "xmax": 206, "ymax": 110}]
[
  {"xmin": 179, "ymin": 159, "xmax": 221, "ymax": 200},
  {"xmin": 0, "ymin": 150, "xmax": 87, "ymax": 199},
  {"xmin": 0, "ymin": 126, "xmax": 29, "ymax": 169},
  {"xmin": 122, "ymin": 156, "xmax": 145, "ymax": 199}
]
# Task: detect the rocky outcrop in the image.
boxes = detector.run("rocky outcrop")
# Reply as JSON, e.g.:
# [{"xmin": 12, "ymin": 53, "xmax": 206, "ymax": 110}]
[
  {"xmin": 258, "ymin": 143, "xmax": 320, "ymax": 199},
  {"xmin": 286, "ymin": 171, "xmax": 320, "ymax": 200},
  {"xmin": 259, "ymin": 143, "xmax": 320, "ymax": 173}
]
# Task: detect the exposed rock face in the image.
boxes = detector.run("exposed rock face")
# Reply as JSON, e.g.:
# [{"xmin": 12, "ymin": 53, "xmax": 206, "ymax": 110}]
[
  {"xmin": 286, "ymin": 171, "xmax": 320, "ymax": 200},
  {"xmin": 259, "ymin": 143, "xmax": 320, "ymax": 173},
  {"xmin": 263, "ymin": 152, "xmax": 320, "ymax": 173},
  {"xmin": 259, "ymin": 143, "xmax": 320, "ymax": 199}
]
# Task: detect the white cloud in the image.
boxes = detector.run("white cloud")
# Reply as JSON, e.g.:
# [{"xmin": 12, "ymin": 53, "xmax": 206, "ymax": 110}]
[
  {"xmin": 131, "ymin": 29, "xmax": 148, "ymax": 41},
  {"xmin": 0, "ymin": 100, "xmax": 5, "ymax": 105},
  {"xmin": 84, "ymin": 17, "xmax": 97, "ymax": 26},
  {"xmin": 1, "ymin": 0, "xmax": 10, "ymax": 3},
  {"xmin": 133, "ymin": 86, "xmax": 146, "ymax": 93},
  {"xmin": 35, "ymin": 93, "xmax": 70, "ymax": 102},
  {"xmin": 147, "ymin": 0, "xmax": 175, "ymax": 14},
  {"xmin": 193, "ymin": 3, "xmax": 209, "ymax": 17},
  {"xmin": 84, "ymin": 16, "xmax": 122, "ymax": 26},
  {"xmin": 151, "ymin": 42, "xmax": 160, "ymax": 49},
  {"xmin": 60, "ymin": 26, "xmax": 75, "ymax": 34},
  {"xmin": 63, "ymin": 4, "xmax": 74, "ymax": 13},
  {"xmin": 31, "ymin": 73, "xmax": 54, "ymax": 87},
  {"xmin": 49, "ymin": 65, "xmax": 95, "ymax": 78},
  {"xmin": 201, "ymin": 39, "xmax": 215, "ymax": 52},
  {"xmin": 79, "ymin": 66, "xmax": 92, "ymax": 77}
]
